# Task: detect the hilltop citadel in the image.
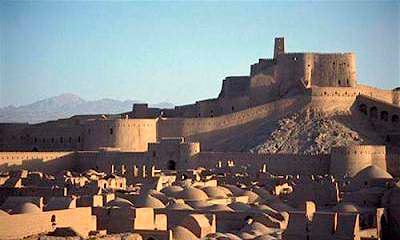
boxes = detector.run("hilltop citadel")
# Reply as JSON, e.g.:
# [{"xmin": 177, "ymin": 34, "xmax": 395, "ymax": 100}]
[{"xmin": 0, "ymin": 38, "xmax": 399, "ymax": 240}]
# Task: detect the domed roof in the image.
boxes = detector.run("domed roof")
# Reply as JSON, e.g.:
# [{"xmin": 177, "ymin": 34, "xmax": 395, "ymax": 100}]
[
  {"xmin": 252, "ymin": 187, "xmax": 275, "ymax": 201},
  {"xmin": 204, "ymin": 204, "xmax": 234, "ymax": 212},
  {"xmin": 243, "ymin": 191, "xmax": 261, "ymax": 203},
  {"xmin": 172, "ymin": 226, "xmax": 197, "ymax": 240},
  {"xmin": 186, "ymin": 200, "xmax": 212, "ymax": 209},
  {"xmin": 228, "ymin": 202, "xmax": 252, "ymax": 212},
  {"xmin": 333, "ymin": 202, "xmax": 360, "ymax": 213},
  {"xmin": 354, "ymin": 165, "xmax": 392, "ymax": 180},
  {"xmin": 105, "ymin": 197, "xmax": 134, "ymax": 208},
  {"xmin": 160, "ymin": 185, "xmax": 184, "ymax": 197},
  {"xmin": 247, "ymin": 222, "xmax": 278, "ymax": 235},
  {"xmin": 11, "ymin": 202, "xmax": 41, "ymax": 214},
  {"xmin": 224, "ymin": 233, "xmax": 242, "ymax": 240},
  {"xmin": 0, "ymin": 209, "xmax": 9, "ymax": 216},
  {"xmin": 166, "ymin": 200, "xmax": 193, "ymax": 210},
  {"xmin": 224, "ymin": 185, "xmax": 245, "ymax": 196},
  {"xmin": 239, "ymin": 231, "xmax": 257, "ymax": 240},
  {"xmin": 202, "ymin": 186, "xmax": 228, "ymax": 199},
  {"xmin": 133, "ymin": 194, "xmax": 165, "ymax": 208},
  {"xmin": 217, "ymin": 186, "xmax": 233, "ymax": 196},
  {"xmin": 176, "ymin": 187, "xmax": 208, "ymax": 201},
  {"xmin": 149, "ymin": 190, "xmax": 169, "ymax": 204},
  {"xmin": 44, "ymin": 197, "xmax": 74, "ymax": 211},
  {"xmin": 254, "ymin": 235, "xmax": 279, "ymax": 240}
]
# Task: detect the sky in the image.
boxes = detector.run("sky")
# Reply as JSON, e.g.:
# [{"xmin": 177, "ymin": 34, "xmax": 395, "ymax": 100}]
[{"xmin": 0, "ymin": 1, "xmax": 399, "ymax": 107}]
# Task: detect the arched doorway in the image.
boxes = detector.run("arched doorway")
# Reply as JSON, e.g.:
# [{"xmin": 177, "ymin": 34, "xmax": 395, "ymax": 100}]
[
  {"xmin": 167, "ymin": 160, "xmax": 176, "ymax": 170},
  {"xmin": 392, "ymin": 114, "xmax": 399, "ymax": 124},
  {"xmin": 359, "ymin": 104, "xmax": 367, "ymax": 115},
  {"xmin": 381, "ymin": 111, "xmax": 389, "ymax": 121},
  {"xmin": 370, "ymin": 106, "xmax": 378, "ymax": 119}
]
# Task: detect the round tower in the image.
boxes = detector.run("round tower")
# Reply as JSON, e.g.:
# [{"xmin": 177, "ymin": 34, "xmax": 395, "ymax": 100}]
[{"xmin": 330, "ymin": 145, "xmax": 386, "ymax": 178}]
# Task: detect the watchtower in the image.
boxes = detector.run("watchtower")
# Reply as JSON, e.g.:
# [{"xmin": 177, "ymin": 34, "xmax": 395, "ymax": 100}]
[{"xmin": 274, "ymin": 37, "xmax": 285, "ymax": 59}]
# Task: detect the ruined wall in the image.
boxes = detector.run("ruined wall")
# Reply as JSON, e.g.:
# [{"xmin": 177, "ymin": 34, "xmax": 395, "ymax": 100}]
[
  {"xmin": 192, "ymin": 152, "xmax": 330, "ymax": 176},
  {"xmin": 0, "ymin": 152, "xmax": 76, "ymax": 173},
  {"xmin": 83, "ymin": 119, "xmax": 157, "ymax": 151},
  {"xmin": 329, "ymin": 145, "xmax": 387, "ymax": 178},
  {"xmin": 76, "ymin": 151, "xmax": 149, "ymax": 183},
  {"xmin": 0, "ymin": 207, "xmax": 96, "ymax": 239}
]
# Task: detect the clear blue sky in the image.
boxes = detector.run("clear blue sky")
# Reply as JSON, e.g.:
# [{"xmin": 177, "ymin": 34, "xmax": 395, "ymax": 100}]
[{"xmin": 0, "ymin": 1, "xmax": 399, "ymax": 107}]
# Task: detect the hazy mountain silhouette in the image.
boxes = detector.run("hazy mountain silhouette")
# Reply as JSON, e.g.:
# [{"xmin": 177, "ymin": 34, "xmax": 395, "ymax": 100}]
[{"xmin": 0, "ymin": 93, "xmax": 174, "ymax": 124}]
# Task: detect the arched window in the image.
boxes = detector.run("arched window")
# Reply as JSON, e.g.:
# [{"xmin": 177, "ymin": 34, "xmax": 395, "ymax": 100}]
[
  {"xmin": 359, "ymin": 104, "xmax": 367, "ymax": 115},
  {"xmin": 370, "ymin": 106, "xmax": 378, "ymax": 119},
  {"xmin": 392, "ymin": 114, "xmax": 399, "ymax": 124},
  {"xmin": 167, "ymin": 160, "xmax": 176, "ymax": 170},
  {"xmin": 110, "ymin": 128, "xmax": 113, "ymax": 135},
  {"xmin": 381, "ymin": 111, "xmax": 389, "ymax": 121},
  {"xmin": 51, "ymin": 215, "xmax": 56, "ymax": 227}
]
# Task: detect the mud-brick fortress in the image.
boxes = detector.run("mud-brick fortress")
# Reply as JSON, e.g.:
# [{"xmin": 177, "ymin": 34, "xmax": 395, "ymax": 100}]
[{"xmin": 1, "ymin": 38, "xmax": 399, "ymax": 180}]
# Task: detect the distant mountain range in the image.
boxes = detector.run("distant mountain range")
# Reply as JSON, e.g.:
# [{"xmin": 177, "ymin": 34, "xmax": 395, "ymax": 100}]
[{"xmin": 0, "ymin": 93, "xmax": 174, "ymax": 124}]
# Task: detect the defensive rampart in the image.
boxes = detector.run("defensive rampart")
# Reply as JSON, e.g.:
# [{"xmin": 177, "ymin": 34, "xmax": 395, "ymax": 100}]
[{"xmin": 157, "ymin": 95, "xmax": 308, "ymax": 150}]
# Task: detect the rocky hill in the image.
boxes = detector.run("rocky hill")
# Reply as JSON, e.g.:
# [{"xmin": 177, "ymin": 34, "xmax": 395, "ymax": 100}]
[
  {"xmin": 0, "ymin": 93, "xmax": 174, "ymax": 124},
  {"xmin": 210, "ymin": 108, "xmax": 385, "ymax": 155},
  {"xmin": 249, "ymin": 109, "xmax": 364, "ymax": 155}
]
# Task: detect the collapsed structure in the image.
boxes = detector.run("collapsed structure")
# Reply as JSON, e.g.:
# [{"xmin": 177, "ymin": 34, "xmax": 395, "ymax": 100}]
[{"xmin": 0, "ymin": 38, "xmax": 399, "ymax": 240}]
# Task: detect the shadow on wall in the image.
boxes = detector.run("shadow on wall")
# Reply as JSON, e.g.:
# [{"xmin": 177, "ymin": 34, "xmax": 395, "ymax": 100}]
[
  {"xmin": 0, "ymin": 153, "xmax": 78, "ymax": 174},
  {"xmin": 169, "ymin": 96, "xmax": 309, "ymax": 152}
]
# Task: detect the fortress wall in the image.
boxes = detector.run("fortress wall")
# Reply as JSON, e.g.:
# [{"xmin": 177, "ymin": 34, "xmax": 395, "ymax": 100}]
[
  {"xmin": 308, "ymin": 87, "xmax": 359, "ymax": 111},
  {"xmin": 0, "ymin": 152, "xmax": 76, "ymax": 173},
  {"xmin": 250, "ymin": 58, "xmax": 275, "ymax": 76},
  {"xmin": 219, "ymin": 76, "xmax": 250, "ymax": 99},
  {"xmin": 276, "ymin": 53, "xmax": 308, "ymax": 96},
  {"xmin": 386, "ymin": 150, "xmax": 400, "ymax": 177},
  {"xmin": 0, "ymin": 122, "xmax": 83, "ymax": 152},
  {"xmin": 310, "ymin": 53, "xmax": 356, "ymax": 87},
  {"xmin": 219, "ymin": 96, "xmax": 250, "ymax": 115},
  {"xmin": 0, "ymin": 123, "xmax": 29, "ymax": 151},
  {"xmin": 83, "ymin": 118, "xmax": 157, "ymax": 151},
  {"xmin": 329, "ymin": 145, "xmax": 386, "ymax": 178},
  {"xmin": 192, "ymin": 152, "xmax": 330, "ymax": 176},
  {"xmin": 27, "ymin": 124, "xmax": 83, "ymax": 151},
  {"xmin": 249, "ymin": 66, "xmax": 280, "ymax": 106},
  {"xmin": 357, "ymin": 84, "xmax": 395, "ymax": 104},
  {"xmin": 355, "ymin": 95, "xmax": 400, "ymax": 134},
  {"xmin": 157, "ymin": 95, "xmax": 307, "ymax": 141},
  {"xmin": 197, "ymin": 99, "xmax": 223, "ymax": 117}
]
